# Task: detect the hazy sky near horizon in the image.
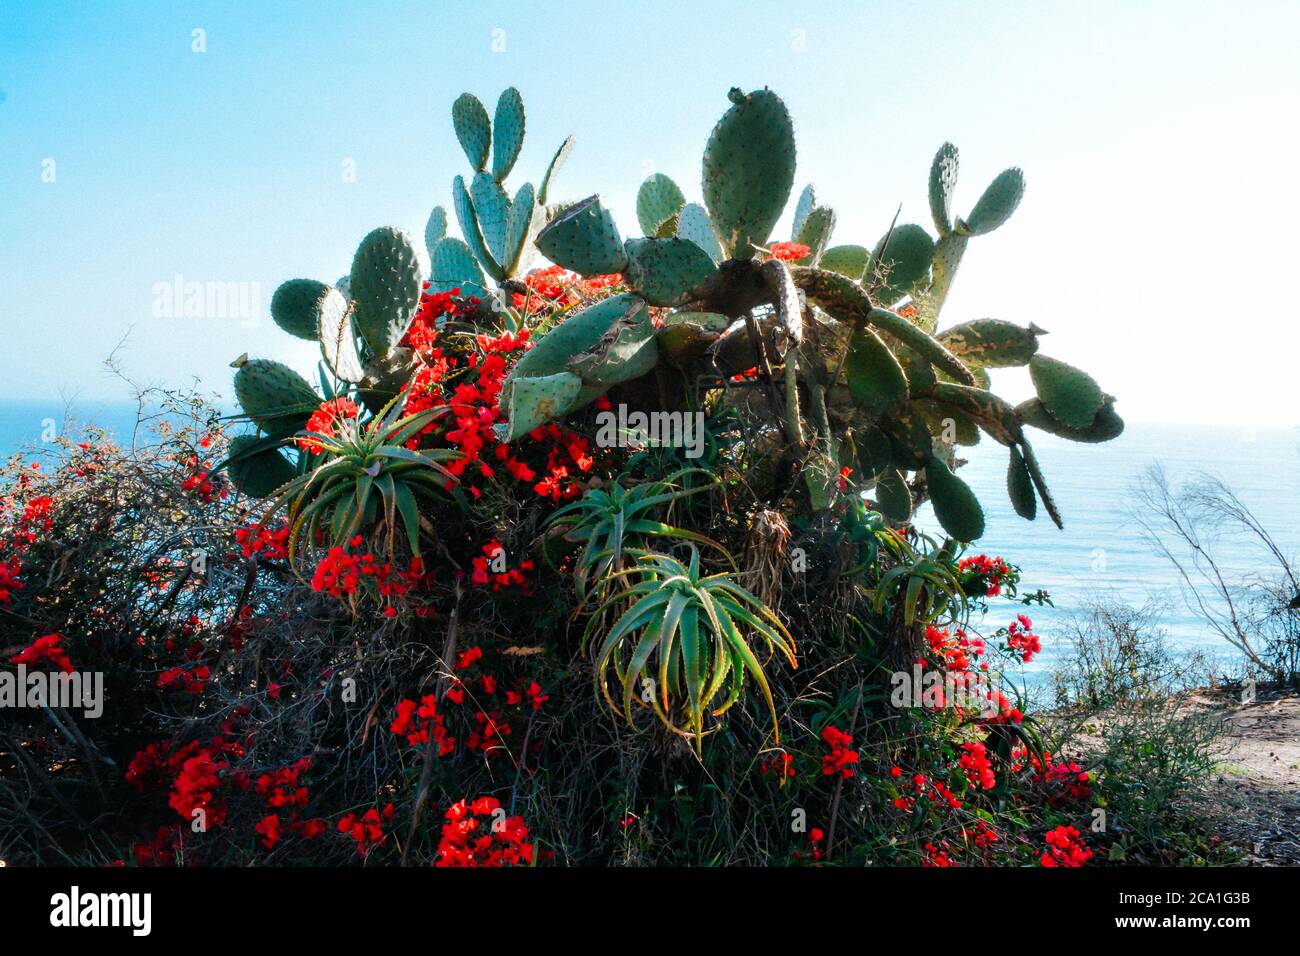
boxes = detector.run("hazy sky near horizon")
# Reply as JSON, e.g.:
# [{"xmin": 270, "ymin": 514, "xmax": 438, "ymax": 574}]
[{"xmin": 2, "ymin": 1, "xmax": 1297, "ymax": 426}]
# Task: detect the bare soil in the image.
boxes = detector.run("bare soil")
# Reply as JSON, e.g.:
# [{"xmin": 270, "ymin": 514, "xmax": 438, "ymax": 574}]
[{"xmin": 1186, "ymin": 687, "xmax": 1300, "ymax": 865}]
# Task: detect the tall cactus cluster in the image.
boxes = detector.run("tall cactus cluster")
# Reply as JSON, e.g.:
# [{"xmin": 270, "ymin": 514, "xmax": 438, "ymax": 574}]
[
  {"xmin": 226, "ymin": 83, "xmax": 1120, "ymax": 546},
  {"xmin": 499, "ymin": 86, "xmax": 1121, "ymax": 539}
]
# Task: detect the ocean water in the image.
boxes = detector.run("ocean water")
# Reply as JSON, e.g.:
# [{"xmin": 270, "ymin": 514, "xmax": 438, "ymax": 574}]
[
  {"xmin": 3, "ymin": 401, "xmax": 1295, "ymax": 684},
  {"xmin": 916, "ymin": 422, "xmax": 1300, "ymax": 688}
]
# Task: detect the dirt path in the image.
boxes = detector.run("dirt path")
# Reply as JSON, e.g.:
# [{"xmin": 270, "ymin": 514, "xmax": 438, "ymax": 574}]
[{"xmin": 1189, "ymin": 688, "xmax": 1300, "ymax": 865}]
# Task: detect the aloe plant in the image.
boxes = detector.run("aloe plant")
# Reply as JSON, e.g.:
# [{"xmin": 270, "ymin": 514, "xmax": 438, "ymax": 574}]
[
  {"xmin": 585, "ymin": 548, "xmax": 797, "ymax": 748},
  {"xmin": 257, "ymin": 397, "xmax": 460, "ymax": 563},
  {"xmin": 544, "ymin": 469, "xmax": 728, "ymax": 604}
]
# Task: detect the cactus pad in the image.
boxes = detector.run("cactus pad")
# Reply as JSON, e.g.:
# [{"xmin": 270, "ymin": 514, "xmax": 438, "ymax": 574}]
[
  {"xmin": 227, "ymin": 436, "xmax": 298, "ymax": 499},
  {"xmin": 270, "ymin": 279, "xmax": 333, "ymax": 341},
  {"xmin": 429, "ymin": 236, "xmax": 489, "ymax": 298},
  {"xmin": 818, "ymin": 244, "xmax": 870, "ymax": 281},
  {"xmin": 424, "ymin": 205, "xmax": 448, "ymax": 260},
  {"xmin": 1017, "ymin": 396, "xmax": 1124, "ymax": 443},
  {"xmin": 846, "ymin": 326, "xmax": 908, "ymax": 417},
  {"xmin": 874, "ymin": 469, "xmax": 913, "ymax": 523},
  {"xmin": 622, "ymin": 237, "xmax": 718, "ymax": 306},
  {"xmin": 538, "ymin": 134, "xmax": 575, "ymax": 206},
  {"xmin": 535, "ymin": 195, "xmax": 628, "ymax": 275},
  {"xmin": 234, "ymin": 359, "xmax": 319, "ymax": 439},
  {"xmin": 925, "ymin": 456, "xmax": 985, "ymax": 541},
  {"xmin": 960, "ymin": 167, "xmax": 1024, "ymax": 236},
  {"xmin": 471, "ymin": 171, "xmax": 512, "ymax": 265},
  {"xmin": 793, "ymin": 205, "xmax": 836, "ymax": 266},
  {"xmin": 349, "ymin": 226, "xmax": 422, "ymax": 359},
  {"xmin": 491, "ymin": 87, "xmax": 525, "ymax": 183},
  {"xmin": 503, "ymin": 182, "xmax": 543, "ymax": 277},
  {"xmin": 869, "ymin": 224, "xmax": 935, "ymax": 304},
  {"xmin": 676, "ymin": 202, "xmax": 723, "ymax": 264},
  {"xmin": 928, "ymin": 142, "xmax": 959, "ymax": 237},
  {"xmin": 938, "ymin": 318, "xmax": 1042, "ymax": 368},
  {"xmin": 316, "ymin": 286, "xmax": 364, "ymax": 383},
  {"xmin": 702, "ymin": 88, "xmax": 796, "ymax": 260},
  {"xmin": 452, "ymin": 92, "xmax": 491, "ymax": 172},
  {"xmin": 505, "ymin": 371, "xmax": 585, "ymax": 440},
  {"xmin": 1028, "ymin": 354, "xmax": 1104, "ymax": 429},
  {"xmin": 791, "ymin": 184, "xmax": 817, "ymax": 241},
  {"xmin": 452, "ymin": 175, "xmax": 504, "ymax": 281},
  {"xmin": 1006, "ymin": 444, "xmax": 1037, "ymax": 520}
]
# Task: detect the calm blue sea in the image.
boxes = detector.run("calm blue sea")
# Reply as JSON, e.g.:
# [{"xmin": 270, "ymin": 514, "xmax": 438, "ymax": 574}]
[
  {"xmin": 916, "ymin": 421, "xmax": 1300, "ymax": 688},
  {"xmin": 3, "ymin": 400, "xmax": 1296, "ymax": 685}
]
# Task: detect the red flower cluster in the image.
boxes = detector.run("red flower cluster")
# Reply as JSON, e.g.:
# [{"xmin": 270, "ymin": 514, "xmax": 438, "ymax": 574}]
[
  {"xmin": 240, "ymin": 758, "xmax": 325, "ymax": 849},
  {"xmin": 820, "ymin": 725, "xmax": 859, "ymax": 778},
  {"xmin": 298, "ymin": 398, "xmax": 360, "ymax": 455},
  {"xmin": 893, "ymin": 771, "xmax": 963, "ymax": 811},
  {"xmin": 509, "ymin": 265, "xmax": 623, "ymax": 314},
  {"xmin": 436, "ymin": 796, "xmax": 534, "ymax": 867},
  {"xmin": 126, "ymin": 735, "xmax": 246, "ymax": 833},
  {"xmin": 1016, "ymin": 748, "xmax": 1092, "ymax": 805},
  {"xmin": 9, "ymin": 632, "xmax": 75, "ymax": 673},
  {"xmin": 470, "ymin": 539, "xmax": 535, "ymax": 591},
  {"xmin": 0, "ymin": 556, "xmax": 22, "ymax": 605},
  {"xmin": 959, "ymin": 740, "xmax": 997, "ymax": 790},
  {"xmin": 133, "ymin": 825, "xmax": 182, "ymax": 867},
  {"xmin": 957, "ymin": 554, "xmax": 1012, "ymax": 596},
  {"xmin": 766, "ymin": 242, "xmax": 810, "ymax": 261},
  {"xmin": 157, "ymin": 663, "xmax": 210, "ymax": 695},
  {"xmin": 963, "ymin": 820, "xmax": 1000, "ymax": 850},
  {"xmin": 404, "ymin": 285, "xmax": 485, "ymax": 355},
  {"xmin": 181, "ymin": 459, "xmax": 224, "ymax": 502},
  {"xmin": 0, "ymin": 492, "xmax": 60, "ymax": 606},
  {"xmin": 311, "ymin": 537, "xmax": 420, "ymax": 605},
  {"xmin": 526, "ymin": 423, "xmax": 596, "ymax": 501},
  {"xmin": 1040, "ymin": 825, "xmax": 1092, "ymax": 867},
  {"xmin": 338, "ymin": 803, "xmax": 396, "ymax": 856},
  {"xmin": 234, "ymin": 522, "xmax": 289, "ymax": 560},
  {"xmin": 1004, "ymin": 614, "xmax": 1041, "ymax": 663},
  {"xmin": 924, "ymin": 624, "xmax": 988, "ymax": 675},
  {"xmin": 166, "ymin": 742, "xmax": 240, "ymax": 828},
  {"xmin": 923, "ymin": 841, "xmax": 956, "ymax": 867},
  {"xmin": 760, "ymin": 752, "xmax": 796, "ymax": 779},
  {"xmin": 391, "ymin": 694, "xmax": 454, "ymax": 754}
]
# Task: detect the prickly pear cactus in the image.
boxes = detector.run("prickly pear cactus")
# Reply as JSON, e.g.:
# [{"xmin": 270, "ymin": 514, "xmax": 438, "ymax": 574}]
[
  {"xmin": 232, "ymin": 358, "xmax": 319, "ymax": 439},
  {"xmin": 221, "ymin": 83, "xmax": 1121, "ymax": 540},
  {"xmin": 498, "ymin": 293, "xmax": 657, "ymax": 441},
  {"xmin": 506, "ymin": 85, "xmax": 1121, "ymax": 541}
]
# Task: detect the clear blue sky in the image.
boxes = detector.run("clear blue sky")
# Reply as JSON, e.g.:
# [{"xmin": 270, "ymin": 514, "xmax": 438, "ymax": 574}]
[{"xmin": 2, "ymin": 0, "xmax": 1297, "ymax": 426}]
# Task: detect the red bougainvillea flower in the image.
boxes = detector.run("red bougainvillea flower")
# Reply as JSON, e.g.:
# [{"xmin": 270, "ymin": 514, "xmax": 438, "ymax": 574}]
[
  {"xmin": 959, "ymin": 740, "xmax": 997, "ymax": 790},
  {"xmin": 435, "ymin": 795, "xmax": 534, "ymax": 867},
  {"xmin": 1005, "ymin": 614, "xmax": 1042, "ymax": 663},
  {"xmin": 255, "ymin": 814, "xmax": 283, "ymax": 849},
  {"xmin": 761, "ymin": 752, "xmax": 796, "ymax": 779},
  {"xmin": 9, "ymin": 633, "xmax": 75, "ymax": 673},
  {"xmin": 957, "ymin": 553, "xmax": 1012, "ymax": 596},
  {"xmin": 0, "ymin": 556, "xmax": 23, "ymax": 605},
  {"xmin": 338, "ymin": 803, "xmax": 395, "ymax": 856},
  {"xmin": 766, "ymin": 241, "xmax": 810, "ymax": 261},
  {"xmin": 133, "ymin": 826, "xmax": 182, "ymax": 867},
  {"xmin": 390, "ymin": 695, "xmax": 456, "ymax": 755},
  {"xmin": 1040, "ymin": 825, "xmax": 1092, "ymax": 867},
  {"xmin": 298, "ymin": 398, "xmax": 360, "ymax": 455},
  {"xmin": 157, "ymin": 664, "xmax": 211, "ymax": 695},
  {"xmin": 181, "ymin": 461, "xmax": 223, "ymax": 502},
  {"xmin": 820, "ymin": 725, "xmax": 859, "ymax": 778},
  {"xmin": 234, "ymin": 522, "xmax": 289, "ymax": 560},
  {"xmin": 923, "ymin": 841, "xmax": 956, "ymax": 867},
  {"xmin": 310, "ymin": 538, "xmax": 420, "ymax": 604}
]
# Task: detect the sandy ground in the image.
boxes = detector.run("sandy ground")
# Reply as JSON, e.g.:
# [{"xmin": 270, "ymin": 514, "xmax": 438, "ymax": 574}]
[{"xmin": 1188, "ymin": 688, "xmax": 1300, "ymax": 865}]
